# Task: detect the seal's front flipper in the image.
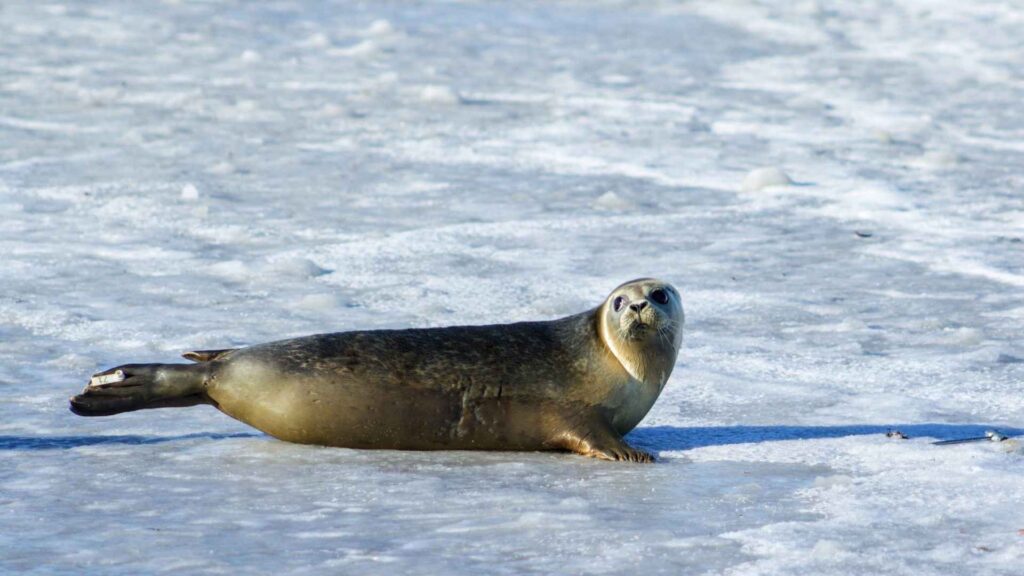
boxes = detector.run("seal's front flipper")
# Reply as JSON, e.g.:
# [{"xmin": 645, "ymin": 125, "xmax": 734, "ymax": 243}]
[
  {"xmin": 69, "ymin": 364, "xmax": 209, "ymax": 417},
  {"xmin": 550, "ymin": 418, "xmax": 655, "ymax": 463}
]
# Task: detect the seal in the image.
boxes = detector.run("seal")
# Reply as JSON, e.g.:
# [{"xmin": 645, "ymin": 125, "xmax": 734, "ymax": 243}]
[{"xmin": 70, "ymin": 278, "xmax": 684, "ymax": 462}]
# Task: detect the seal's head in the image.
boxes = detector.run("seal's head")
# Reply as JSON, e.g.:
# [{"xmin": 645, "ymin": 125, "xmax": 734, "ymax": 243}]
[{"xmin": 599, "ymin": 278, "xmax": 684, "ymax": 385}]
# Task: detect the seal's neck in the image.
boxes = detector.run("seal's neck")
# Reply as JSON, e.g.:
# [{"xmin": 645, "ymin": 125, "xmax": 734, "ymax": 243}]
[{"xmin": 597, "ymin": 308, "xmax": 680, "ymax": 388}]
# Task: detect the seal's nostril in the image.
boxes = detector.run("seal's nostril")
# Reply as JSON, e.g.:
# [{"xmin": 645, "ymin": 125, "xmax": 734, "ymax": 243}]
[{"xmin": 629, "ymin": 301, "xmax": 648, "ymax": 312}]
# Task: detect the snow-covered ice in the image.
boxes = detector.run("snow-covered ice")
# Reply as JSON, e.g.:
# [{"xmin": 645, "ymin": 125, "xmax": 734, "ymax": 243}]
[{"xmin": 1, "ymin": 0, "xmax": 1023, "ymax": 574}]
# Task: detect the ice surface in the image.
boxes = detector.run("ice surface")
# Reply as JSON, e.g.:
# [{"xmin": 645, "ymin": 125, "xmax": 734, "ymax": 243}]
[{"xmin": 1, "ymin": 0, "xmax": 1023, "ymax": 574}]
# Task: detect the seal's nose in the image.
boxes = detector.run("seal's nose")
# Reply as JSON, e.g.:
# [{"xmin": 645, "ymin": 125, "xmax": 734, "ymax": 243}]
[{"xmin": 629, "ymin": 300, "xmax": 648, "ymax": 313}]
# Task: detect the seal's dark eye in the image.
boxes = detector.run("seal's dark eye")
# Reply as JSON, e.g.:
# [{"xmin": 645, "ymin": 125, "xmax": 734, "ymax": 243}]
[
  {"xmin": 650, "ymin": 289, "xmax": 669, "ymax": 305},
  {"xmin": 613, "ymin": 296, "xmax": 626, "ymax": 312}
]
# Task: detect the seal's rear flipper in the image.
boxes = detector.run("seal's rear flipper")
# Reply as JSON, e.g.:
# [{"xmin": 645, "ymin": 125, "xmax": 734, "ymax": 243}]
[
  {"xmin": 69, "ymin": 364, "xmax": 209, "ymax": 417},
  {"xmin": 182, "ymin": 349, "xmax": 237, "ymax": 363}
]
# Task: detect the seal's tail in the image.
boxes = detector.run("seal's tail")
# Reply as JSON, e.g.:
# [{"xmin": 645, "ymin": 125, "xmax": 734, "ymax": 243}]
[{"xmin": 69, "ymin": 364, "xmax": 209, "ymax": 417}]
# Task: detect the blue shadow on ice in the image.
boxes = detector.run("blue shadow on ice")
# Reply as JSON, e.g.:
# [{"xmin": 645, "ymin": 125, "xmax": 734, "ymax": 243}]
[
  {"xmin": 0, "ymin": 432, "xmax": 260, "ymax": 451},
  {"xmin": 4, "ymin": 425, "xmax": 1019, "ymax": 452},
  {"xmin": 628, "ymin": 424, "xmax": 1024, "ymax": 451}
]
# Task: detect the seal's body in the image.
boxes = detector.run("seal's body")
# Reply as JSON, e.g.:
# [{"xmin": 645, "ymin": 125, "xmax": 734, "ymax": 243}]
[{"xmin": 71, "ymin": 279, "xmax": 683, "ymax": 462}]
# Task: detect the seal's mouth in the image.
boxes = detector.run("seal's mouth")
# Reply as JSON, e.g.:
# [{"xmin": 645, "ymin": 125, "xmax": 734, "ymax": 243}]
[{"xmin": 622, "ymin": 318, "xmax": 655, "ymax": 339}]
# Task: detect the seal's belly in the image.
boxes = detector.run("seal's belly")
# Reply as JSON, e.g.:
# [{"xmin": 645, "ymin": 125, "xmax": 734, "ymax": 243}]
[{"xmin": 207, "ymin": 360, "xmax": 554, "ymax": 450}]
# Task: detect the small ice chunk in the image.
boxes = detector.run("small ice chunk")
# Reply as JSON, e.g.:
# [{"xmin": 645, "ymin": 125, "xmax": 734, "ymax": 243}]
[
  {"xmin": 240, "ymin": 50, "xmax": 261, "ymax": 63},
  {"xmin": 600, "ymin": 74, "xmax": 632, "ymax": 85},
  {"xmin": 365, "ymin": 19, "xmax": 394, "ymax": 37},
  {"xmin": 813, "ymin": 475, "xmax": 854, "ymax": 488},
  {"xmin": 318, "ymin": 103, "xmax": 344, "ymax": 117},
  {"xmin": 741, "ymin": 167, "xmax": 792, "ymax": 192},
  {"xmin": 300, "ymin": 33, "xmax": 331, "ymax": 49},
  {"xmin": 295, "ymin": 294, "xmax": 339, "ymax": 311},
  {"xmin": 938, "ymin": 327, "xmax": 982, "ymax": 346},
  {"xmin": 593, "ymin": 191, "xmax": 630, "ymax": 211},
  {"xmin": 336, "ymin": 40, "xmax": 377, "ymax": 58},
  {"xmin": 206, "ymin": 161, "xmax": 234, "ymax": 175},
  {"xmin": 419, "ymin": 85, "xmax": 461, "ymax": 104},
  {"xmin": 47, "ymin": 353, "xmax": 96, "ymax": 372},
  {"xmin": 810, "ymin": 540, "xmax": 852, "ymax": 560},
  {"xmin": 999, "ymin": 439, "xmax": 1023, "ymax": 454},
  {"xmin": 267, "ymin": 257, "xmax": 328, "ymax": 278},
  {"xmin": 913, "ymin": 149, "xmax": 959, "ymax": 169},
  {"xmin": 207, "ymin": 260, "xmax": 250, "ymax": 282},
  {"xmin": 181, "ymin": 183, "xmax": 200, "ymax": 200}
]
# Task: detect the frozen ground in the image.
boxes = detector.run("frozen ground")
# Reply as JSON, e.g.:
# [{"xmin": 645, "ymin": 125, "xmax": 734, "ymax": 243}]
[{"xmin": 1, "ymin": 0, "xmax": 1023, "ymax": 573}]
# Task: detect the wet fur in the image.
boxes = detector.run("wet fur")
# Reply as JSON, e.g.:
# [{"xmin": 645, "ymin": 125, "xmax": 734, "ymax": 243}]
[{"xmin": 71, "ymin": 279, "xmax": 683, "ymax": 462}]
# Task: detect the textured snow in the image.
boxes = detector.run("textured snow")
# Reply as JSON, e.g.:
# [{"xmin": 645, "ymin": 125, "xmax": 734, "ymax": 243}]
[{"xmin": 1, "ymin": 0, "xmax": 1023, "ymax": 574}]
